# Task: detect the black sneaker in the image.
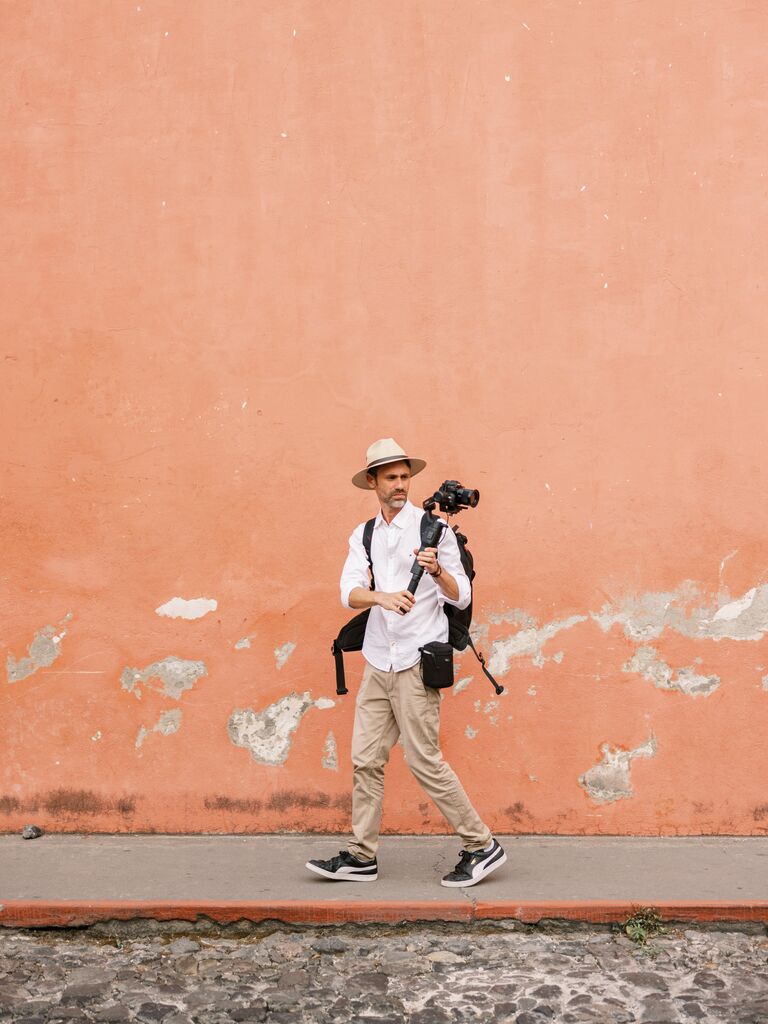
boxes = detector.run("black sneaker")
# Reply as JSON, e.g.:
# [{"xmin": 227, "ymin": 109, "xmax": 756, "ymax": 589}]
[
  {"xmin": 441, "ymin": 839, "xmax": 506, "ymax": 887},
  {"xmin": 305, "ymin": 850, "xmax": 378, "ymax": 882}
]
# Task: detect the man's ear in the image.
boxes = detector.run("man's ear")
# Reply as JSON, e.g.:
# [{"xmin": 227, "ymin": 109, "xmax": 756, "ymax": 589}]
[{"xmin": 366, "ymin": 474, "xmax": 376, "ymax": 490}]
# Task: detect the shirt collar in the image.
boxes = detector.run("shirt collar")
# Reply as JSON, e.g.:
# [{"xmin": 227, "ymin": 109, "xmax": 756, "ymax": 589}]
[{"xmin": 375, "ymin": 500, "xmax": 418, "ymax": 530}]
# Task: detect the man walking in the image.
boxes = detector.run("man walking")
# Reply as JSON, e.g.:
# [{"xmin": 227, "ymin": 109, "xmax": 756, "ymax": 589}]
[{"xmin": 306, "ymin": 438, "xmax": 505, "ymax": 888}]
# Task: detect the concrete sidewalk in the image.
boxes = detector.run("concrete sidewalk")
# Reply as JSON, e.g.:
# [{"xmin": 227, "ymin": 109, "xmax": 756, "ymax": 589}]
[{"xmin": 1, "ymin": 835, "xmax": 767, "ymax": 928}]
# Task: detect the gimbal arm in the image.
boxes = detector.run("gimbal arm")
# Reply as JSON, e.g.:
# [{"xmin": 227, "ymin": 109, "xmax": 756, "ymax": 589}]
[{"xmin": 406, "ymin": 513, "xmax": 447, "ymax": 595}]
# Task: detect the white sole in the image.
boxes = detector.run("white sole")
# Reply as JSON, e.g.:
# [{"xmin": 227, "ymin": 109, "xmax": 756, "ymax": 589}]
[
  {"xmin": 305, "ymin": 861, "xmax": 378, "ymax": 882},
  {"xmin": 441, "ymin": 850, "xmax": 507, "ymax": 888}
]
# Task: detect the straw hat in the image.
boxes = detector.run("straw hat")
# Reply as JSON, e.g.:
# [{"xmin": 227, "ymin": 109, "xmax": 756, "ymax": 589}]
[{"xmin": 352, "ymin": 438, "xmax": 427, "ymax": 489}]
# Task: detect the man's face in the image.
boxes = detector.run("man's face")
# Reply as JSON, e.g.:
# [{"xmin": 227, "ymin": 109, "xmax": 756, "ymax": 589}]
[{"xmin": 367, "ymin": 461, "xmax": 411, "ymax": 511}]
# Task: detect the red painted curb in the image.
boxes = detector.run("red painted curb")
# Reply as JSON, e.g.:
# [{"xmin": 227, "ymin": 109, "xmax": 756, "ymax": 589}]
[{"xmin": 1, "ymin": 899, "xmax": 768, "ymax": 928}]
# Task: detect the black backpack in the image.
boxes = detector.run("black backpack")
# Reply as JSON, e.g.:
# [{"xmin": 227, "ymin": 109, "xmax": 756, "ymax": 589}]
[{"xmin": 331, "ymin": 513, "xmax": 503, "ymax": 696}]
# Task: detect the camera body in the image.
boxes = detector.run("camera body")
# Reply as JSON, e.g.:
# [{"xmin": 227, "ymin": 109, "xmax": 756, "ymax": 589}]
[{"xmin": 423, "ymin": 480, "xmax": 480, "ymax": 516}]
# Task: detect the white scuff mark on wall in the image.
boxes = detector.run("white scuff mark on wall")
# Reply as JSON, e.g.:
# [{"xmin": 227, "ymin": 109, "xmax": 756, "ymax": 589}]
[
  {"xmin": 593, "ymin": 582, "xmax": 768, "ymax": 643},
  {"xmin": 235, "ymin": 634, "xmax": 256, "ymax": 650},
  {"xmin": 227, "ymin": 691, "xmax": 332, "ymax": 766},
  {"xmin": 487, "ymin": 614, "xmax": 587, "ymax": 674},
  {"xmin": 6, "ymin": 613, "xmax": 73, "ymax": 683},
  {"xmin": 120, "ymin": 657, "xmax": 207, "ymax": 700},
  {"xmin": 579, "ymin": 735, "xmax": 657, "ymax": 804},
  {"xmin": 719, "ymin": 549, "xmax": 738, "ymax": 579},
  {"xmin": 553, "ymin": 651, "xmax": 564, "ymax": 664},
  {"xmin": 465, "ymin": 726, "xmax": 478, "ymax": 740},
  {"xmin": 623, "ymin": 647, "xmax": 720, "ymax": 697},
  {"xmin": 322, "ymin": 731, "xmax": 338, "ymax": 772},
  {"xmin": 274, "ymin": 642, "xmax": 296, "ymax": 670},
  {"xmin": 91, "ymin": 731, "xmax": 102, "ymax": 742},
  {"xmin": 453, "ymin": 676, "xmax": 473, "ymax": 696},
  {"xmin": 134, "ymin": 710, "xmax": 183, "ymax": 752},
  {"xmin": 155, "ymin": 597, "xmax": 218, "ymax": 620}
]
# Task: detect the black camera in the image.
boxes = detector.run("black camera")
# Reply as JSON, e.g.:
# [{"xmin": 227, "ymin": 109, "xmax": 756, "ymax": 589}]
[{"xmin": 424, "ymin": 480, "xmax": 480, "ymax": 516}]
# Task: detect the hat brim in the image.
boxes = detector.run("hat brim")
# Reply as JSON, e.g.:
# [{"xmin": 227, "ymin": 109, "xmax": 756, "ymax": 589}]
[{"xmin": 352, "ymin": 457, "xmax": 426, "ymax": 490}]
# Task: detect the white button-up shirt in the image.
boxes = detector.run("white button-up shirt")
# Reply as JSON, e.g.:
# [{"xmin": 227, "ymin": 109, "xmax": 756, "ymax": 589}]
[{"xmin": 340, "ymin": 500, "xmax": 471, "ymax": 672}]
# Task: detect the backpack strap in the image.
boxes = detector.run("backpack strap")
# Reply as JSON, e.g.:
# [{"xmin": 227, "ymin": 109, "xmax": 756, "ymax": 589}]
[
  {"xmin": 331, "ymin": 639, "xmax": 348, "ymax": 695},
  {"xmin": 333, "ymin": 523, "xmax": 375, "ymax": 696},
  {"xmin": 466, "ymin": 634, "xmax": 504, "ymax": 695},
  {"xmin": 362, "ymin": 518, "xmax": 376, "ymax": 590}
]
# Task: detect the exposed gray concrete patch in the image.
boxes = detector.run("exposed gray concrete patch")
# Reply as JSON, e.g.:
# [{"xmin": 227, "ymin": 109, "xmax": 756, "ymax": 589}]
[
  {"xmin": 155, "ymin": 597, "xmax": 217, "ymax": 620},
  {"xmin": 155, "ymin": 709, "xmax": 182, "ymax": 735},
  {"xmin": 763, "ymin": 674, "xmax": 768, "ymax": 692},
  {"xmin": 6, "ymin": 614, "xmax": 73, "ymax": 683},
  {"xmin": 120, "ymin": 658, "xmax": 207, "ymax": 700},
  {"xmin": 274, "ymin": 642, "xmax": 296, "ymax": 670},
  {"xmin": 235, "ymin": 634, "xmax": 256, "ymax": 650},
  {"xmin": 593, "ymin": 583, "xmax": 768, "ymax": 642},
  {"xmin": 579, "ymin": 735, "xmax": 657, "ymax": 803},
  {"xmin": 465, "ymin": 726, "xmax": 478, "ymax": 740},
  {"xmin": 227, "ymin": 691, "xmax": 333, "ymax": 766},
  {"xmin": 487, "ymin": 615, "xmax": 587, "ymax": 674},
  {"xmin": 135, "ymin": 710, "xmax": 183, "ymax": 751},
  {"xmin": 483, "ymin": 700, "xmax": 500, "ymax": 726},
  {"xmin": 322, "ymin": 731, "xmax": 338, "ymax": 772},
  {"xmin": 623, "ymin": 646, "xmax": 720, "ymax": 698}
]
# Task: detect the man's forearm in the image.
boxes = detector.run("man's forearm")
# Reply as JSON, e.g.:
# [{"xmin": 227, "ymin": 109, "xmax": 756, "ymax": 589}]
[
  {"xmin": 348, "ymin": 587, "xmax": 381, "ymax": 609},
  {"xmin": 434, "ymin": 569, "xmax": 459, "ymax": 603}
]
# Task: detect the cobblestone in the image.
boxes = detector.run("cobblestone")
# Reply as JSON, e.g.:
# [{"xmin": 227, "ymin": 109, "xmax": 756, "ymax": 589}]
[{"xmin": 0, "ymin": 923, "xmax": 766, "ymax": 1022}]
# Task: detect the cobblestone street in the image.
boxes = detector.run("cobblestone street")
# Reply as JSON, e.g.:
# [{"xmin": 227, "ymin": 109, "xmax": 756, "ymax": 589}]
[{"xmin": 1, "ymin": 922, "xmax": 767, "ymax": 1023}]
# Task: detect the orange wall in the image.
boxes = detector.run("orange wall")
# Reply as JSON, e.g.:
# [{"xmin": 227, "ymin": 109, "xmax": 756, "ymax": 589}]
[{"xmin": 3, "ymin": 1, "xmax": 767, "ymax": 835}]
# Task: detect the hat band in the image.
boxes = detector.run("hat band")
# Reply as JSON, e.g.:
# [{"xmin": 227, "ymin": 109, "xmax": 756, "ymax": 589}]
[{"xmin": 366, "ymin": 455, "xmax": 411, "ymax": 471}]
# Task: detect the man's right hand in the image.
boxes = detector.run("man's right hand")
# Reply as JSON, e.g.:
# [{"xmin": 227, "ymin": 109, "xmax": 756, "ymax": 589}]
[{"xmin": 377, "ymin": 590, "xmax": 416, "ymax": 615}]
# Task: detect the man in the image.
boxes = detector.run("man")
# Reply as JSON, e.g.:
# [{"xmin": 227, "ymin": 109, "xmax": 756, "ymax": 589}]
[{"xmin": 306, "ymin": 438, "xmax": 505, "ymax": 888}]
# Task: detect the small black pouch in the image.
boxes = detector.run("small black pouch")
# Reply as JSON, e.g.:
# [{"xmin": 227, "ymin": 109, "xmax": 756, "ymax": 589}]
[{"xmin": 419, "ymin": 640, "xmax": 454, "ymax": 689}]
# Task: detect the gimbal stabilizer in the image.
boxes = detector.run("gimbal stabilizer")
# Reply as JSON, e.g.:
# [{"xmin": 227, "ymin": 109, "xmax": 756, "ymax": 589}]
[{"xmin": 406, "ymin": 480, "xmax": 479, "ymax": 594}]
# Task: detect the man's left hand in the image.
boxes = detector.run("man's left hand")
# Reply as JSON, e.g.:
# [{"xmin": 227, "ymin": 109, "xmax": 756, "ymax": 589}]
[{"xmin": 414, "ymin": 546, "xmax": 440, "ymax": 577}]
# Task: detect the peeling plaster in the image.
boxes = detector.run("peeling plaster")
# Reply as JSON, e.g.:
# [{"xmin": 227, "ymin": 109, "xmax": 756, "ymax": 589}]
[
  {"xmin": 465, "ymin": 726, "xmax": 478, "ymax": 740},
  {"xmin": 579, "ymin": 735, "xmax": 657, "ymax": 803},
  {"xmin": 274, "ymin": 642, "xmax": 296, "ymax": 670},
  {"xmin": 487, "ymin": 614, "xmax": 587, "ymax": 674},
  {"xmin": 155, "ymin": 597, "xmax": 217, "ymax": 620},
  {"xmin": 6, "ymin": 613, "xmax": 73, "ymax": 683},
  {"xmin": 120, "ymin": 657, "xmax": 207, "ymax": 700},
  {"xmin": 763, "ymin": 675, "xmax": 768, "ymax": 692},
  {"xmin": 453, "ymin": 675, "xmax": 473, "ymax": 696},
  {"xmin": 593, "ymin": 583, "xmax": 768, "ymax": 642},
  {"xmin": 136, "ymin": 709, "xmax": 182, "ymax": 750},
  {"xmin": 235, "ymin": 634, "xmax": 256, "ymax": 650},
  {"xmin": 322, "ymin": 731, "xmax": 338, "ymax": 772},
  {"xmin": 623, "ymin": 646, "xmax": 720, "ymax": 697},
  {"xmin": 227, "ymin": 691, "xmax": 333, "ymax": 766}
]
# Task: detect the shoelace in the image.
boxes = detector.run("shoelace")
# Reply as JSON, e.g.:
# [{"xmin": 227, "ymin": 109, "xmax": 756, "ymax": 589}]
[{"xmin": 451, "ymin": 850, "xmax": 475, "ymax": 873}]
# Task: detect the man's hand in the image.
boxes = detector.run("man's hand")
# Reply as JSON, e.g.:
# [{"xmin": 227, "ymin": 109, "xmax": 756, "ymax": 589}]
[
  {"xmin": 413, "ymin": 546, "xmax": 440, "ymax": 576},
  {"xmin": 377, "ymin": 590, "xmax": 416, "ymax": 615}
]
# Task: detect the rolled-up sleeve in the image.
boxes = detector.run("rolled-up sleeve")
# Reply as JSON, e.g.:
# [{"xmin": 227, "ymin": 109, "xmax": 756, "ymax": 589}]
[
  {"xmin": 436, "ymin": 526, "xmax": 472, "ymax": 610},
  {"xmin": 340, "ymin": 524, "xmax": 370, "ymax": 608}
]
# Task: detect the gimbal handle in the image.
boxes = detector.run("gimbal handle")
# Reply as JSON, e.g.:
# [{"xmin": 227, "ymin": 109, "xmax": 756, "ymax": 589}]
[{"xmin": 406, "ymin": 514, "xmax": 447, "ymax": 595}]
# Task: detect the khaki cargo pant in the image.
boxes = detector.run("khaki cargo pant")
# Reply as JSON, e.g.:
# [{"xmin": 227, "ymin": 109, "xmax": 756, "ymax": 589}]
[{"xmin": 348, "ymin": 660, "xmax": 491, "ymax": 862}]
